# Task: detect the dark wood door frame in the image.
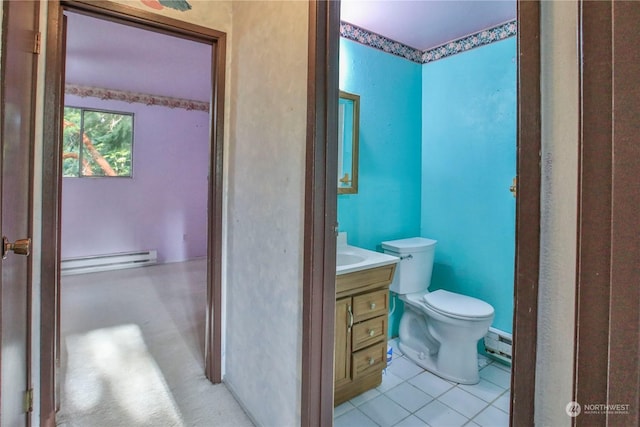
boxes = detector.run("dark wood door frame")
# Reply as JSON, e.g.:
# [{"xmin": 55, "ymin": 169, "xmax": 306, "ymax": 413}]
[
  {"xmin": 40, "ymin": 1, "xmax": 226, "ymax": 424},
  {"xmin": 302, "ymin": 1, "xmax": 541, "ymax": 425},
  {"xmin": 302, "ymin": 1, "xmax": 340, "ymax": 425},
  {"xmin": 510, "ymin": 1, "xmax": 541, "ymax": 424},
  {"xmin": 574, "ymin": 1, "xmax": 640, "ymax": 425}
]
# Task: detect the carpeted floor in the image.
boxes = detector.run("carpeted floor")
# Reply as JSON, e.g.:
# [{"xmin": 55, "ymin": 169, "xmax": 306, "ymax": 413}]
[{"xmin": 57, "ymin": 260, "xmax": 254, "ymax": 427}]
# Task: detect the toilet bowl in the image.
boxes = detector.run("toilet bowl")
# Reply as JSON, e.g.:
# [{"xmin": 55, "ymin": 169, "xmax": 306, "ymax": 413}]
[{"xmin": 382, "ymin": 237, "xmax": 495, "ymax": 384}]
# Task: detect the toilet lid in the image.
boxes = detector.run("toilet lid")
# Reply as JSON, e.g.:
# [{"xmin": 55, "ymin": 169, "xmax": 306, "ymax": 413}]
[{"xmin": 423, "ymin": 290, "xmax": 494, "ymax": 318}]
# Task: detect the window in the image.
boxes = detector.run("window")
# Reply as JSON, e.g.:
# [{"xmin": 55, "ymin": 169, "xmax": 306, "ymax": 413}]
[{"xmin": 62, "ymin": 107, "xmax": 134, "ymax": 177}]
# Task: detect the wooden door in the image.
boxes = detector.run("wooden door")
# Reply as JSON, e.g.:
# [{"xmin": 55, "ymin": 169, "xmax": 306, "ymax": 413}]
[
  {"xmin": 334, "ymin": 297, "xmax": 351, "ymax": 391},
  {"xmin": 0, "ymin": 1, "xmax": 39, "ymax": 425}
]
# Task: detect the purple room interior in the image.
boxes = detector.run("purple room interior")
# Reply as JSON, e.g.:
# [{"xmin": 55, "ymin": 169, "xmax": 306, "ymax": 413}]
[{"xmin": 62, "ymin": 11, "xmax": 212, "ymax": 263}]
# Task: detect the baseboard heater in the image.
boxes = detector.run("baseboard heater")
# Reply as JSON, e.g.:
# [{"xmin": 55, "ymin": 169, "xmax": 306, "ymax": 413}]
[
  {"xmin": 61, "ymin": 250, "xmax": 158, "ymax": 276},
  {"xmin": 484, "ymin": 327, "xmax": 512, "ymax": 365}
]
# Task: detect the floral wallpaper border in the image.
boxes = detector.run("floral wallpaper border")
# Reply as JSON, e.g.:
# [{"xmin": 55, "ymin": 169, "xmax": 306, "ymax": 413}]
[
  {"xmin": 340, "ymin": 22, "xmax": 424, "ymax": 63},
  {"xmin": 65, "ymin": 84, "xmax": 210, "ymax": 112},
  {"xmin": 340, "ymin": 20, "xmax": 518, "ymax": 64}
]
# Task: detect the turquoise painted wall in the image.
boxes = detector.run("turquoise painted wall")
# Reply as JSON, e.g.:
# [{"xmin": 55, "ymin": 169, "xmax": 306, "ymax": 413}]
[
  {"xmin": 339, "ymin": 39, "xmax": 422, "ymax": 337},
  {"xmin": 421, "ymin": 38, "xmax": 517, "ymax": 333},
  {"xmin": 338, "ymin": 37, "xmax": 516, "ymax": 338},
  {"xmin": 338, "ymin": 38, "xmax": 422, "ymax": 252}
]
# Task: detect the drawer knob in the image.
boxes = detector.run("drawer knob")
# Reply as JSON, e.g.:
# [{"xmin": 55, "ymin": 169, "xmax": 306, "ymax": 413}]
[
  {"xmin": 368, "ymin": 329, "xmax": 375, "ymax": 337},
  {"xmin": 370, "ymin": 302, "xmax": 376, "ymax": 310},
  {"xmin": 368, "ymin": 357, "xmax": 375, "ymax": 366}
]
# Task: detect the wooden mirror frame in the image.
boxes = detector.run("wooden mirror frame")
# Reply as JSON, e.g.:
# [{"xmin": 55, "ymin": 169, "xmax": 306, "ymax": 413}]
[{"xmin": 338, "ymin": 90, "xmax": 359, "ymax": 194}]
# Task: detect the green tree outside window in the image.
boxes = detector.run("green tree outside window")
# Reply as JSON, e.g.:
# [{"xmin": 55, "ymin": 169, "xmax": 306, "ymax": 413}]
[{"xmin": 63, "ymin": 107, "xmax": 134, "ymax": 177}]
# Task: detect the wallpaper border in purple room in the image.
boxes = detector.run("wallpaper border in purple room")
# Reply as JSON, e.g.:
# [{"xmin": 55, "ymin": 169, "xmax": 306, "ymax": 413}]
[
  {"xmin": 340, "ymin": 20, "xmax": 517, "ymax": 64},
  {"xmin": 65, "ymin": 84, "xmax": 210, "ymax": 112}
]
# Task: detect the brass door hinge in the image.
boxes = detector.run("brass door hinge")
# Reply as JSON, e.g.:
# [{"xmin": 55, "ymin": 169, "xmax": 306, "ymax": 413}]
[
  {"xmin": 33, "ymin": 31, "xmax": 41, "ymax": 55},
  {"xmin": 24, "ymin": 388, "xmax": 33, "ymax": 413},
  {"xmin": 509, "ymin": 176, "xmax": 517, "ymax": 198}
]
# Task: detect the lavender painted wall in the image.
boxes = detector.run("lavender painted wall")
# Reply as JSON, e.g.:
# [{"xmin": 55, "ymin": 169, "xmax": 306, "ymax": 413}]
[{"xmin": 61, "ymin": 94, "xmax": 210, "ymax": 263}]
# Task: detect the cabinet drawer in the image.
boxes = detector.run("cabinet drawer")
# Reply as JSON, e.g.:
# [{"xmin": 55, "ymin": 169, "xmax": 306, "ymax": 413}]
[
  {"xmin": 352, "ymin": 316, "xmax": 387, "ymax": 351},
  {"xmin": 353, "ymin": 289, "xmax": 388, "ymax": 322},
  {"xmin": 336, "ymin": 264, "xmax": 396, "ymax": 296},
  {"xmin": 352, "ymin": 341, "xmax": 386, "ymax": 380}
]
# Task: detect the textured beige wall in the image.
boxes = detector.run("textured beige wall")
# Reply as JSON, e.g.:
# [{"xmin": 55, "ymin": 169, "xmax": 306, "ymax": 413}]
[
  {"xmin": 113, "ymin": 0, "xmax": 232, "ymax": 32},
  {"xmin": 224, "ymin": 1, "xmax": 308, "ymax": 424},
  {"xmin": 536, "ymin": 1, "xmax": 579, "ymax": 426}
]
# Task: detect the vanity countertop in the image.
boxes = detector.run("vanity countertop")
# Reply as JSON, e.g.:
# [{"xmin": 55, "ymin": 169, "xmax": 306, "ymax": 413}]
[{"xmin": 336, "ymin": 244, "xmax": 399, "ymax": 275}]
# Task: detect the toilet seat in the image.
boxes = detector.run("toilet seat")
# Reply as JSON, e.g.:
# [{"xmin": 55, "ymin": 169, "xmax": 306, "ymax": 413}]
[{"xmin": 423, "ymin": 290, "xmax": 494, "ymax": 319}]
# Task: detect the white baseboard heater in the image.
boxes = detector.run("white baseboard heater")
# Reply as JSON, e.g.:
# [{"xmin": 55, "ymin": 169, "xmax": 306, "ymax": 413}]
[
  {"xmin": 61, "ymin": 250, "xmax": 158, "ymax": 276},
  {"xmin": 484, "ymin": 327, "xmax": 512, "ymax": 365}
]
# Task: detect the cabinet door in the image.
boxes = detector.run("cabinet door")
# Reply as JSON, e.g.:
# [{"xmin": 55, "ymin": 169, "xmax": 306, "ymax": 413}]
[{"xmin": 334, "ymin": 297, "xmax": 352, "ymax": 389}]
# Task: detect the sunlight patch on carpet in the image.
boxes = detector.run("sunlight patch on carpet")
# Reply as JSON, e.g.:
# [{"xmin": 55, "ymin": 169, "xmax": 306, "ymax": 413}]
[{"xmin": 60, "ymin": 324, "xmax": 185, "ymax": 426}]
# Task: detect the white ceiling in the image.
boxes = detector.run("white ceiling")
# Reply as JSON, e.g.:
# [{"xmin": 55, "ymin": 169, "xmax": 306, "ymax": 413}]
[{"xmin": 341, "ymin": 0, "xmax": 516, "ymax": 51}]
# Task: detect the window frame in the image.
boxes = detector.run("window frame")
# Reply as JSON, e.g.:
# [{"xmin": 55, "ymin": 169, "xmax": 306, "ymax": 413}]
[{"xmin": 62, "ymin": 105, "xmax": 135, "ymax": 178}]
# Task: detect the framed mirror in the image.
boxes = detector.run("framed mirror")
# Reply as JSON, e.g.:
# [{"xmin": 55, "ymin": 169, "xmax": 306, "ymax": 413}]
[{"xmin": 338, "ymin": 90, "xmax": 360, "ymax": 194}]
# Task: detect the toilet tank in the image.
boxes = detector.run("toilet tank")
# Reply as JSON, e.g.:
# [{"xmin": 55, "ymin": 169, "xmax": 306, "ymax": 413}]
[{"xmin": 381, "ymin": 237, "xmax": 437, "ymax": 295}]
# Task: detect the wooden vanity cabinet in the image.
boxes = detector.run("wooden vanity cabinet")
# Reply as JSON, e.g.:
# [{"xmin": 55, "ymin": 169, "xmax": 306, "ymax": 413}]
[{"xmin": 334, "ymin": 263, "xmax": 396, "ymax": 406}]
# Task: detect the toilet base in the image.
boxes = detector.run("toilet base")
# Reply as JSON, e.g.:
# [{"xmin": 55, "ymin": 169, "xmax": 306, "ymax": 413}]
[
  {"xmin": 399, "ymin": 340, "xmax": 480, "ymax": 385},
  {"xmin": 398, "ymin": 302, "xmax": 483, "ymax": 384}
]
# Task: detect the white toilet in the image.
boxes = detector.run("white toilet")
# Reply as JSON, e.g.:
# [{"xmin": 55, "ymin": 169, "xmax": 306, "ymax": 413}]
[{"xmin": 382, "ymin": 237, "xmax": 494, "ymax": 384}]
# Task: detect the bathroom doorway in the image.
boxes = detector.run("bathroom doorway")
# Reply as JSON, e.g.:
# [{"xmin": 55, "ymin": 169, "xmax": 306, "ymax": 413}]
[
  {"xmin": 40, "ymin": 1, "xmax": 226, "ymax": 421},
  {"xmin": 336, "ymin": 2, "xmax": 517, "ymax": 424},
  {"xmin": 302, "ymin": 1, "xmax": 540, "ymax": 425}
]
